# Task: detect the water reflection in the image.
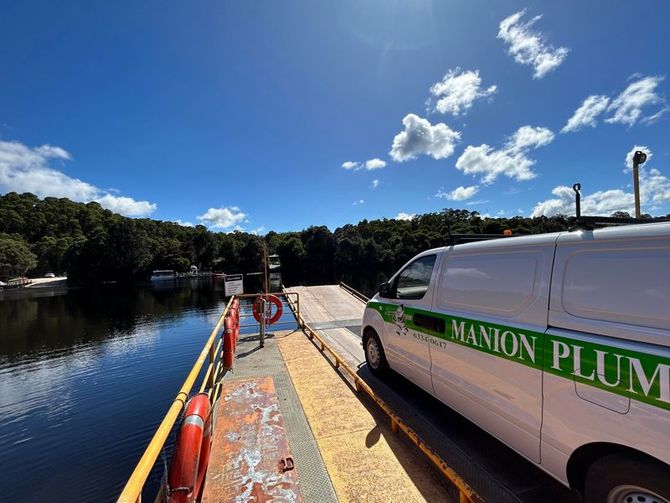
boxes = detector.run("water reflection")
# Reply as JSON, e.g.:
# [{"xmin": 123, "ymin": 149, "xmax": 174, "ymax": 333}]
[
  {"xmin": 0, "ymin": 279, "xmax": 227, "ymax": 502},
  {"xmin": 0, "ymin": 279, "xmax": 225, "ymax": 362}
]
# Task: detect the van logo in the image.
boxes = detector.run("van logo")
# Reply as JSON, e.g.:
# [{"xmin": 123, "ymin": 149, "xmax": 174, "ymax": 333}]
[{"xmin": 393, "ymin": 305, "xmax": 409, "ymax": 337}]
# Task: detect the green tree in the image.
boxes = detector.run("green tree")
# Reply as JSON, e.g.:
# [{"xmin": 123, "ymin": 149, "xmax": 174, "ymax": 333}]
[
  {"xmin": 0, "ymin": 234, "xmax": 37, "ymax": 279},
  {"xmin": 276, "ymin": 235, "xmax": 305, "ymax": 285}
]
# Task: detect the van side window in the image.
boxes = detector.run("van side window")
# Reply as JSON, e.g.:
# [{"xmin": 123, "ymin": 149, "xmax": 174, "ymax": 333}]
[
  {"xmin": 561, "ymin": 249, "xmax": 670, "ymax": 330},
  {"xmin": 439, "ymin": 253, "xmax": 539, "ymax": 316},
  {"xmin": 392, "ymin": 255, "xmax": 437, "ymax": 300}
]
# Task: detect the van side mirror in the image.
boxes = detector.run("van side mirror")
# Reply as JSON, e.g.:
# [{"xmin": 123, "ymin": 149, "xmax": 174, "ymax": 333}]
[{"xmin": 378, "ymin": 282, "xmax": 391, "ymax": 298}]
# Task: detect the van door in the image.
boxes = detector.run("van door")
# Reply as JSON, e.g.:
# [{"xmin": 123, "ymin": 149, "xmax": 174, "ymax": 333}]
[
  {"xmin": 540, "ymin": 228, "xmax": 670, "ymax": 479},
  {"xmin": 429, "ymin": 244, "xmax": 554, "ymax": 463},
  {"xmin": 378, "ymin": 253, "xmax": 439, "ymax": 393}
]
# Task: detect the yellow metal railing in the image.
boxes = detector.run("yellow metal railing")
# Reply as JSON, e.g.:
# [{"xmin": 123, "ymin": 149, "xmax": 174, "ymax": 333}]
[
  {"xmin": 117, "ymin": 296, "xmax": 234, "ymax": 503},
  {"xmin": 282, "ymin": 286, "xmax": 483, "ymax": 503}
]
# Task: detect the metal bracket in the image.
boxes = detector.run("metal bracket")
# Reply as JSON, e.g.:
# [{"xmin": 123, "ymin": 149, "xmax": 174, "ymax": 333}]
[
  {"xmin": 279, "ymin": 457, "xmax": 295, "ymax": 473},
  {"xmin": 573, "ymin": 183, "xmax": 581, "ymax": 218}
]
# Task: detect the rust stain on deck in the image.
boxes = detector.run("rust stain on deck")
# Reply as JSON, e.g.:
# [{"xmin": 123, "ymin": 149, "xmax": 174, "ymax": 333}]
[{"xmin": 202, "ymin": 376, "xmax": 302, "ymax": 503}]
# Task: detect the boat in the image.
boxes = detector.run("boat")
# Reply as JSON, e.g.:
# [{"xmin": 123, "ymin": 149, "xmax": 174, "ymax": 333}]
[
  {"xmin": 150, "ymin": 270, "xmax": 176, "ymax": 281},
  {"xmin": 268, "ymin": 254, "xmax": 281, "ymax": 271}
]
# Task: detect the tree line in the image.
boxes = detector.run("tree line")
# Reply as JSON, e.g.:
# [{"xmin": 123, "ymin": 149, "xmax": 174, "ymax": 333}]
[{"xmin": 0, "ymin": 192, "xmax": 656, "ymax": 293}]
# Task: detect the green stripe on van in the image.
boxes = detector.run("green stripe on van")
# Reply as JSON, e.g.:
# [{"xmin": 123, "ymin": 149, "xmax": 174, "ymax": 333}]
[{"xmin": 367, "ymin": 301, "xmax": 670, "ymax": 412}]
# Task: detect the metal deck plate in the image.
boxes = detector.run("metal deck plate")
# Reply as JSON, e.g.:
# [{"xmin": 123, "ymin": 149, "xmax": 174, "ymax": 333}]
[
  {"xmin": 220, "ymin": 331, "xmax": 338, "ymax": 503},
  {"xmin": 203, "ymin": 376, "xmax": 302, "ymax": 502}
]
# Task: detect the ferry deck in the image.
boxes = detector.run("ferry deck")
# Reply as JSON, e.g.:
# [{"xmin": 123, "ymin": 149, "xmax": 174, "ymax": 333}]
[{"xmin": 118, "ymin": 284, "xmax": 578, "ymax": 503}]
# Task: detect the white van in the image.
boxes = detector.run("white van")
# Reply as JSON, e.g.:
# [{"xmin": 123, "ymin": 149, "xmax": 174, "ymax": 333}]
[{"xmin": 361, "ymin": 222, "xmax": 670, "ymax": 502}]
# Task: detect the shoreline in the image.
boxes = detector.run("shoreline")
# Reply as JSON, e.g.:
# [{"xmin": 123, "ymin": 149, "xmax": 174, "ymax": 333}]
[{"xmin": 26, "ymin": 277, "xmax": 68, "ymax": 288}]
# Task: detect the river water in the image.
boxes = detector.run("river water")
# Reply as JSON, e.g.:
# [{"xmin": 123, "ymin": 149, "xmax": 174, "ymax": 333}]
[{"xmin": 0, "ymin": 278, "xmax": 288, "ymax": 502}]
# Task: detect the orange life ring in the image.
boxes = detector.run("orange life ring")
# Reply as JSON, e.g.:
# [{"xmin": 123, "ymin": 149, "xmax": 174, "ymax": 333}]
[
  {"xmin": 252, "ymin": 294, "xmax": 283, "ymax": 325},
  {"xmin": 167, "ymin": 394, "xmax": 212, "ymax": 503}
]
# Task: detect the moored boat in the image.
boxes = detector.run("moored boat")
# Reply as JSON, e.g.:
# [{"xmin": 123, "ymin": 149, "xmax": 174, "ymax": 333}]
[{"xmin": 150, "ymin": 270, "xmax": 176, "ymax": 281}]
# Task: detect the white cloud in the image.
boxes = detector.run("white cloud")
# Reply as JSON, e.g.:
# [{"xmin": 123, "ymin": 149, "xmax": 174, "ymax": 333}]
[
  {"xmin": 390, "ymin": 114, "xmax": 461, "ymax": 162},
  {"xmin": 342, "ymin": 158, "xmax": 386, "ymax": 171},
  {"xmin": 531, "ymin": 145, "xmax": 670, "ymax": 216},
  {"xmin": 455, "ymin": 125, "xmax": 554, "ymax": 184},
  {"xmin": 395, "ymin": 212, "xmax": 415, "ymax": 220},
  {"xmin": 173, "ymin": 219, "xmax": 195, "ymax": 227},
  {"xmin": 465, "ymin": 199, "xmax": 490, "ymax": 206},
  {"xmin": 435, "ymin": 185, "xmax": 479, "ymax": 201},
  {"xmin": 506, "ymin": 125, "xmax": 554, "ymax": 152},
  {"xmin": 564, "ymin": 77, "xmax": 667, "ymax": 133},
  {"xmin": 371, "ymin": 179, "xmax": 380, "ymax": 189},
  {"xmin": 353, "ymin": 199, "xmax": 365, "ymax": 205},
  {"xmin": 498, "ymin": 10, "xmax": 569, "ymax": 79},
  {"xmin": 531, "ymin": 186, "xmax": 633, "ymax": 217},
  {"xmin": 0, "ymin": 140, "xmax": 157, "ymax": 217},
  {"xmin": 641, "ymin": 168, "xmax": 670, "ymax": 205},
  {"xmin": 96, "ymin": 194, "xmax": 157, "ymax": 217},
  {"xmin": 365, "ymin": 158, "xmax": 386, "ymax": 170},
  {"xmin": 561, "ymin": 95, "xmax": 610, "ymax": 133},
  {"xmin": 35, "ymin": 145, "xmax": 72, "ymax": 160},
  {"xmin": 197, "ymin": 206, "xmax": 247, "ymax": 229},
  {"xmin": 606, "ymin": 76, "xmax": 666, "ymax": 126},
  {"xmin": 429, "ymin": 68, "xmax": 497, "ymax": 115},
  {"xmin": 250, "ymin": 226, "xmax": 266, "ymax": 236}
]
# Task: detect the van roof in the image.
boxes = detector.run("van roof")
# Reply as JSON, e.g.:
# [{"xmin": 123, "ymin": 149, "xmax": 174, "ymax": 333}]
[{"xmin": 421, "ymin": 221, "xmax": 670, "ymax": 255}]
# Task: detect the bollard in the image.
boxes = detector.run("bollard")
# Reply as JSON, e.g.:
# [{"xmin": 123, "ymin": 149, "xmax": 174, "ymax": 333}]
[{"xmin": 223, "ymin": 316, "xmax": 235, "ymax": 370}]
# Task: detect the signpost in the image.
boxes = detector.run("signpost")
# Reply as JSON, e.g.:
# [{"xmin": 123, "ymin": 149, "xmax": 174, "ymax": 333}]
[{"xmin": 224, "ymin": 274, "xmax": 244, "ymax": 297}]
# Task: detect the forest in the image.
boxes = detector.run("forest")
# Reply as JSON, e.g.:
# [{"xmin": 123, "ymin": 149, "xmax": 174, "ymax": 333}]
[{"xmin": 0, "ymin": 191, "xmax": 648, "ymax": 292}]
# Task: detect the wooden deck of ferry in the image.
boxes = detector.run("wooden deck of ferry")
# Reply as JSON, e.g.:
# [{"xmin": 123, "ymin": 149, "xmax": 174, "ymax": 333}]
[{"xmin": 119, "ymin": 284, "xmax": 579, "ymax": 503}]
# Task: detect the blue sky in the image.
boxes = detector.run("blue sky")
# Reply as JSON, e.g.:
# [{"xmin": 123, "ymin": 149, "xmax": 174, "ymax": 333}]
[{"xmin": 1, "ymin": 1, "xmax": 669, "ymax": 233}]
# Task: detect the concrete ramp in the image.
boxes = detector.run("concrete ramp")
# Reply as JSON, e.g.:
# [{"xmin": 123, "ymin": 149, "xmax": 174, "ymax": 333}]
[{"xmin": 286, "ymin": 285, "xmax": 365, "ymax": 370}]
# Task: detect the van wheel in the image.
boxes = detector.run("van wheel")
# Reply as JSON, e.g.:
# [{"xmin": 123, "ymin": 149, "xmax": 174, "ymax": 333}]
[
  {"xmin": 363, "ymin": 330, "xmax": 389, "ymax": 378},
  {"xmin": 584, "ymin": 453, "xmax": 670, "ymax": 503}
]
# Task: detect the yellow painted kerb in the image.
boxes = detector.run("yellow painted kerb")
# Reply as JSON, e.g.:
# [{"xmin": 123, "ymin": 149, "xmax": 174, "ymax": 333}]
[{"xmin": 278, "ymin": 331, "xmax": 454, "ymax": 503}]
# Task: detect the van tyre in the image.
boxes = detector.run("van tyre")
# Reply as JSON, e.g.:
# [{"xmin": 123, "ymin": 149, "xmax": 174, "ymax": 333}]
[
  {"xmin": 584, "ymin": 453, "xmax": 670, "ymax": 503},
  {"xmin": 363, "ymin": 330, "xmax": 389, "ymax": 378}
]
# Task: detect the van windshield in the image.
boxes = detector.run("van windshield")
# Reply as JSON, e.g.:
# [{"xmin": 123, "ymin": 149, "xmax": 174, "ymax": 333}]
[{"xmin": 394, "ymin": 255, "xmax": 437, "ymax": 300}]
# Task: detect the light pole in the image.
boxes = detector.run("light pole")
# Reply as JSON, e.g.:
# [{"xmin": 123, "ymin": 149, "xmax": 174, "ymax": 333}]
[{"xmin": 632, "ymin": 150, "xmax": 647, "ymax": 219}]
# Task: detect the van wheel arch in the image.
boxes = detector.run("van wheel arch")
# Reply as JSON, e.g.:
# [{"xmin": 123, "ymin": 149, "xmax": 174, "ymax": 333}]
[
  {"xmin": 362, "ymin": 326, "xmax": 379, "ymax": 348},
  {"xmin": 567, "ymin": 442, "xmax": 669, "ymax": 495},
  {"xmin": 362, "ymin": 326, "xmax": 389, "ymax": 377}
]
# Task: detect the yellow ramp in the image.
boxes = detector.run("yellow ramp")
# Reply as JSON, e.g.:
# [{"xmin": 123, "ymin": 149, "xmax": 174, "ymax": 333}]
[{"xmin": 277, "ymin": 330, "xmax": 454, "ymax": 503}]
